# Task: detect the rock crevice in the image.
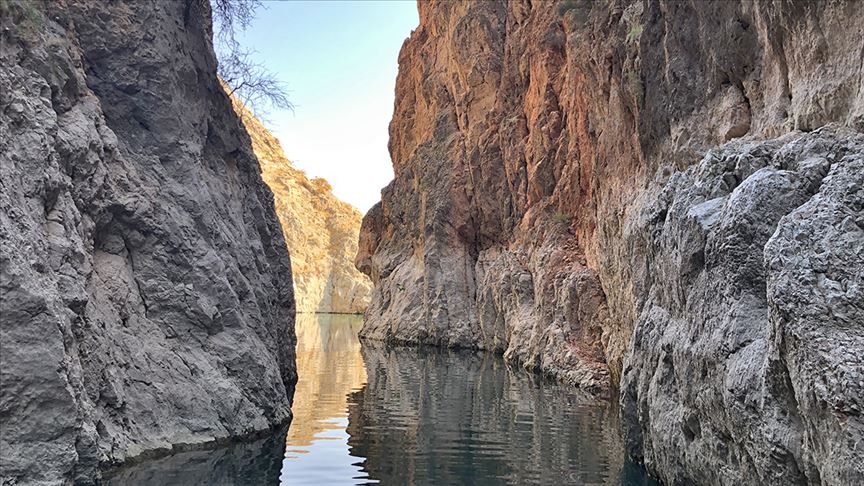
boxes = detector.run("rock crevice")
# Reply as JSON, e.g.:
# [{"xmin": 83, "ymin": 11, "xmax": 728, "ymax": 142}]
[{"xmin": 229, "ymin": 96, "xmax": 371, "ymax": 314}]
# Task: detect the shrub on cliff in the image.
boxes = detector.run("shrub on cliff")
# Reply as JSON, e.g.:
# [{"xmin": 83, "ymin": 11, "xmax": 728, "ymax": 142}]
[{"xmin": 311, "ymin": 177, "xmax": 333, "ymax": 193}]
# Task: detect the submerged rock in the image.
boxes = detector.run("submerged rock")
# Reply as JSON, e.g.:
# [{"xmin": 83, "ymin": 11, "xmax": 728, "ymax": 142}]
[
  {"xmin": 99, "ymin": 425, "xmax": 288, "ymax": 486},
  {"xmin": 230, "ymin": 96, "xmax": 372, "ymax": 314},
  {"xmin": 358, "ymin": 1, "xmax": 863, "ymax": 484},
  {"xmin": 0, "ymin": 1, "xmax": 295, "ymax": 483}
]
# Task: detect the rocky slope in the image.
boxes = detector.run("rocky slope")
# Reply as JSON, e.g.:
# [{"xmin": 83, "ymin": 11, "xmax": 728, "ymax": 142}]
[
  {"xmin": 357, "ymin": 0, "xmax": 863, "ymax": 484},
  {"xmin": 231, "ymin": 98, "xmax": 371, "ymax": 314},
  {"xmin": 0, "ymin": 1, "xmax": 296, "ymax": 484}
]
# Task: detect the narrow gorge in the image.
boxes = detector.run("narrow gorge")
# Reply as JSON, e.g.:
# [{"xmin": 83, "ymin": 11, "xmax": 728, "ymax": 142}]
[
  {"xmin": 1, "ymin": 1, "xmax": 862, "ymax": 485},
  {"xmin": 230, "ymin": 97, "xmax": 371, "ymax": 315}
]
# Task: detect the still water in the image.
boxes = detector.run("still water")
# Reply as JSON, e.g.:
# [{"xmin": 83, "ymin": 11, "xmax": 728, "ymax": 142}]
[{"xmin": 104, "ymin": 313, "xmax": 659, "ymax": 486}]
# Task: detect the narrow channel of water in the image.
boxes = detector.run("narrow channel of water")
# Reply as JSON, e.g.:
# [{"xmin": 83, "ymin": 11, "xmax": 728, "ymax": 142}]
[{"xmin": 103, "ymin": 313, "xmax": 659, "ymax": 485}]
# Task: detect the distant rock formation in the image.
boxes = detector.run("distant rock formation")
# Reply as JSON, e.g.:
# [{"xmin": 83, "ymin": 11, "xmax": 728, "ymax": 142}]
[
  {"xmin": 0, "ymin": 1, "xmax": 295, "ymax": 483},
  {"xmin": 357, "ymin": 1, "xmax": 863, "ymax": 485},
  {"xmin": 230, "ymin": 97, "xmax": 371, "ymax": 314}
]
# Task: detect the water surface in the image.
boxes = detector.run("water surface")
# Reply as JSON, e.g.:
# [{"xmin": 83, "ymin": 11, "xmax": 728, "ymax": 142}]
[
  {"xmin": 282, "ymin": 313, "xmax": 657, "ymax": 486},
  {"xmin": 105, "ymin": 313, "xmax": 659, "ymax": 485}
]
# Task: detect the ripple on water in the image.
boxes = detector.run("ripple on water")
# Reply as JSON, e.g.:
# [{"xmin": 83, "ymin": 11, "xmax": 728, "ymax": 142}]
[
  {"xmin": 102, "ymin": 313, "xmax": 660, "ymax": 486},
  {"xmin": 281, "ymin": 313, "xmax": 660, "ymax": 486}
]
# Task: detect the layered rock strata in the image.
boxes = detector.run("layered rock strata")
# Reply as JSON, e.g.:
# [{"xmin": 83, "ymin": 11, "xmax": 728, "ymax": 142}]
[
  {"xmin": 357, "ymin": 0, "xmax": 864, "ymax": 484},
  {"xmin": 230, "ymin": 98, "xmax": 371, "ymax": 314},
  {"xmin": 0, "ymin": 1, "xmax": 296, "ymax": 483}
]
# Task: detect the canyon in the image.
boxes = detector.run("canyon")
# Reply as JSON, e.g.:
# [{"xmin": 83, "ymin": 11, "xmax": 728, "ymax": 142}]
[
  {"xmin": 357, "ymin": 1, "xmax": 864, "ymax": 485},
  {"xmin": 230, "ymin": 96, "xmax": 371, "ymax": 314},
  {"xmin": 1, "ymin": 0, "xmax": 862, "ymax": 485}
]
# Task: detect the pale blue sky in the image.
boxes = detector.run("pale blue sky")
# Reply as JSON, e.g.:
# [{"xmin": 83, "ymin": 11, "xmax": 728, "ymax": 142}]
[{"xmin": 233, "ymin": 1, "xmax": 418, "ymax": 213}]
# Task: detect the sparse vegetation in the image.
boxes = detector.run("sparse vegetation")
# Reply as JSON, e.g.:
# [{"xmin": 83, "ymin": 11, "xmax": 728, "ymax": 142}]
[
  {"xmin": 311, "ymin": 177, "xmax": 332, "ymax": 193},
  {"xmin": 625, "ymin": 67, "xmax": 644, "ymax": 106},
  {"xmin": 557, "ymin": 0, "xmax": 591, "ymax": 25},
  {"xmin": 627, "ymin": 23, "xmax": 644, "ymax": 43},
  {"xmin": 2, "ymin": 0, "xmax": 44, "ymax": 39},
  {"xmin": 557, "ymin": 0, "xmax": 578, "ymax": 16},
  {"xmin": 551, "ymin": 211, "xmax": 571, "ymax": 225},
  {"xmin": 210, "ymin": 0, "xmax": 292, "ymax": 117}
]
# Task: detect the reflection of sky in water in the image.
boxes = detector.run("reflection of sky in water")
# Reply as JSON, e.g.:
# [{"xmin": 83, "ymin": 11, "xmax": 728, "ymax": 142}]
[
  {"xmin": 279, "ymin": 313, "xmax": 373, "ymax": 485},
  {"xmin": 282, "ymin": 416, "xmax": 379, "ymax": 485},
  {"xmin": 102, "ymin": 313, "xmax": 658, "ymax": 485}
]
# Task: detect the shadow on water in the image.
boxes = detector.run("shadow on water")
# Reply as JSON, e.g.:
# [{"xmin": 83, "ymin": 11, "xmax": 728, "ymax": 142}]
[
  {"xmin": 99, "ymin": 425, "xmax": 287, "ymax": 485},
  {"xmin": 102, "ymin": 313, "xmax": 661, "ymax": 485}
]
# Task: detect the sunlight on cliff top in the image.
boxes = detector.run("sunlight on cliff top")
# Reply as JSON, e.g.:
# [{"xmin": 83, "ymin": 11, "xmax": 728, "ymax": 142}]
[{"xmin": 221, "ymin": 1, "xmax": 419, "ymax": 213}]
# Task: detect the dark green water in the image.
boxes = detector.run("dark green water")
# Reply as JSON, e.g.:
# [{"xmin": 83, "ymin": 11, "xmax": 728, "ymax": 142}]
[{"xmin": 104, "ymin": 314, "xmax": 659, "ymax": 486}]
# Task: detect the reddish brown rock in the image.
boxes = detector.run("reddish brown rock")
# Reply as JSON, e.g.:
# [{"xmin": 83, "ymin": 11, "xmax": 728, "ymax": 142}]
[{"xmin": 358, "ymin": 1, "xmax": 864, "ymax": 484}]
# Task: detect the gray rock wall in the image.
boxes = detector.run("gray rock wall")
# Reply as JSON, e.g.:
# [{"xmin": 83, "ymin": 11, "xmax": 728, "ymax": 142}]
[
  {"xmin": 620, "ymin": 127, "xmax": 864, "ymax": 485},
  {"xmin": 0, "ymin": 1, "xmax": 295, "ymax": 483}
]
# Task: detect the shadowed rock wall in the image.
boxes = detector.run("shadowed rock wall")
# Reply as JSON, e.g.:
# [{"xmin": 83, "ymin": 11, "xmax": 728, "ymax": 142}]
[{"xmin": 0, "ymin": 1, "xmax": 296, "ymax": 483}]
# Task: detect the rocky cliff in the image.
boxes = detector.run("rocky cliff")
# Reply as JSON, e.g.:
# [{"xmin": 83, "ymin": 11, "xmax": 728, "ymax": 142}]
[
  {"xmin": 0, "ymin": 1, "xmax": 296, "ymax": 484},
  {"xmin": 357, "ymin": 1, "xmax": 864, "ymax": 484},
  {"xmin": 230, "ymin": 98, "xmax": 371, "ymax": 314}
]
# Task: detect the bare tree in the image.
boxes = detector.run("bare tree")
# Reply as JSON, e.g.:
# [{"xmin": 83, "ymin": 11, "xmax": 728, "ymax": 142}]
[{"xmin": 210, "ymin": 0, "xmax": 292, "ymax": 117}]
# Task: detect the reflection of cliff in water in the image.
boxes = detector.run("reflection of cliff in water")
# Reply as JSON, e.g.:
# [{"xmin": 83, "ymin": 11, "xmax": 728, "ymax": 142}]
[
  {"xmin": 102, "ymin": 316, "xmax": 657, "ymax": 485},
  {"xmin": 286, "ymin": 313, "xmax": 366, "ymax": 452},
  {"xmin": 346, "ymin": 343, "xmax": 658, "ymax": 486},
  {"xmin": 100, "ymin": 425, "xmax": 287, "ymax": 486}
]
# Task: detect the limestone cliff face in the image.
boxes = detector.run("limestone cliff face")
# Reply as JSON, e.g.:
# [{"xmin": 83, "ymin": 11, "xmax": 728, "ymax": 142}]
[
  {"xmin": 231, "ymin": 99, "xmax": 371, "ymax": 314},
  {"xmin": 0, "ymin": 1, "xmax": 295, "ymax": 484},
  {"xmin": 358, "ymin": 1, "xmax": 863, "ymax": 484}
]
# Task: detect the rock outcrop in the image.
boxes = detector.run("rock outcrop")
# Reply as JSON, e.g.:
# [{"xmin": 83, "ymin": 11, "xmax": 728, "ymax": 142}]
[
  {"xmin": 358, "ymin": 1, "xmax": 863, "ymax": 484},
  {"xmin": 0, "ymin": 1, "xmax": 295, "ymax": 484},
  {"xmin": 231, "ymin": 98, "xmax": 371, "ymax": 314}
]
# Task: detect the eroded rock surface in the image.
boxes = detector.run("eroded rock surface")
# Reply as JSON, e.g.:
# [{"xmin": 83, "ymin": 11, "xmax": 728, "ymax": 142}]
[
  {"xmin": 0, "ymin": 1, "xmax": 295, "ymax": 483},
  {"xmin": 231, "ymin": 97, "xmax": 371, "ymax": 314},
  {"xmin": 620, "ymin": 127, "xmax": 864, "ymax": 485},
  {"xmin": 358, "ymin": 1, "xmax": 863, "ymax": 484}
]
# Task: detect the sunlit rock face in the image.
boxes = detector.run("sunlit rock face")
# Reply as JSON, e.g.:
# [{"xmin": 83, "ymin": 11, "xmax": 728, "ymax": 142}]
[
  {"xmin": 231, "ymin": 98, "xmax": 372, "ymax": 314},
  {"xmin": 358, "ymin": 0, "xmax": 864, "ymax": 484},
  {"xmin": 0, "ymin": 1, "xmax": 295, "ymax": 483}
]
